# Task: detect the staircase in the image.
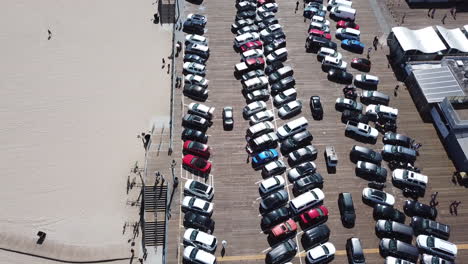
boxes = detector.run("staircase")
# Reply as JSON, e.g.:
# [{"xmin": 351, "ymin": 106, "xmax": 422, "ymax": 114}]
[
  {"xmin": 144, "ymin": 185, "xmax": 168, "ymax": 212},
  {"xmin": 144, "ymin": 221, "xmax": 166, "ymax": 247},
  {"xmin": 143, "ymin": 185, "xmax": 168, "ymax": 247}
]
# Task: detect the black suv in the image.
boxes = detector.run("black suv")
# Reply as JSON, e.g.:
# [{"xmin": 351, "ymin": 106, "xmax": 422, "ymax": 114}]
[
  {"xmin": 292, "ymin": 173, "xmax": 323, "ymax": 195},
  {"xmin": 346, "ymin": 237, "xmax": 366, "ymax": 264},
  {"xmin": 375, "ymin": 220, "xmax": 414, "ymax": 243},
  {"xmin": 310, "ymin": 96, "xmax": 323, "ymax": 120},
  {"xmin": 341, "ymin": 109, "xmax": 369, "ymax": 124},
  {"xmin": 280, "ymin": 130, "xmax": 313, "ymax": 155},
  {"xmin": 181, "ymin": 128, "xmax": 208, "ymax": 143},
  {"xmin": 338, "ymin": 192, "xmax": 356, "ymax": 228},
  {"xmin": 373, "ymin": 205, "xmax": 406, "ymax": 223},
  {"xmin": 261, "ymin": 207, "xmax": 291, "ymax": 229},
  {"xmin": 410, "ymin": 216, "xmax": 450, "ymax": 240},
  {"xmin": 305, "ymin": 36, "xmax": 337, "ymax": 52},
  {"xmin": 183, "ymin": 212, "xmax": 215, "ymax": 234},
  {"xmin": 404, "ymin": 200, "xmax": 437, "ymax": 220},
  {"xmin": 350, "ymin": 145, "xmax": 382, "ymax": 164},
  {"xmin": 301, "ymin": 224, "xmax": 330, "ymax": 250},
  {"xmin": 265, "ymin": 239, "xmax": 297, "ymax": 264}
]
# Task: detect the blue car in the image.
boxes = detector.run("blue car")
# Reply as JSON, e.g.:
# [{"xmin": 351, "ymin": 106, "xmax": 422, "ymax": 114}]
[
  {"xmin": 252, "ymin": 149, "xmax": 279, "ymax": 168},
  {"xmin": 341, "ymin": 39, "xmax": 364, "ymax": 54}
]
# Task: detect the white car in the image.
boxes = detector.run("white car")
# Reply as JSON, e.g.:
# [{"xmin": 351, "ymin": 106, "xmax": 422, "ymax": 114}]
[
  {"xmin": 322, "ymin": 56, "xmax": 347, "ymax": 71},
  {"xmin": 258, "ymin": 2, "xmax": 279, "ymax": 13},
  {"xmin": 276, "ymin": 116, "xmax": 308, "ymax": 139},
  {"xmin": 182, "ymin": 196, "xmax": 214, "ymax": 216},
  {"xmin": 260, "ymin": 24, "xmax": 282, "ymax": 38},
  {"xmin": 416, "ymin": 235, "xmax": 457, "ymax": 261},
  {"xmin": 266, "ymin": 48, "xmax": 288, "ymax": 64},
  {"xmin": 392, "ymin": 169, "xmax": 428, "ymax": 190},
  {"xmin": 306, "ymin": 242, "xmax": 336, "ymax": 264},
  {"xmin": 365, "ymin": 104, "xmax": 398, "ymax": 120},
  {"xmin": 183, "ymin": 62, "xmax": 206, "ymax": 76},
  {"xmin": 362, "ymin": 187, "xmax": 395, "ymax": 206},
  {"xmin": 183, "ymin": 228, "xmax": 218, "ymax": 253},
  {"xmin": 345, "ymin": 121, "xmax": 379, "ymax": 141},
  {"xmin": 249, "ymin": 110, "xmax": 274, "ymax": 125},
  {"xmin": 355, "ymin": 74, "xmax": 379, "ymax": 86},
  {"xmin": 187, "ymin": 13, "xmax": 207, "ymax": 25},
  {"xmin": 234, "ymin": 32, "xmax": 260, "ymax": 48},
  {"xmin": 241, "ymin": 49, "xmax": 264, "ymax": 61},
  {"xmin": 259, "ymin": 175, "xmax": 285, "ymax": 197},
  {"xmin": 309, "ymin": 21, "xmax": 330, "ymax": 33},
  {"xmin": 420, "ymin": 254, "xmax": 454, "ymax": 264},
  {"xmin": 185, "ymin": 74, "xmax": 209, "ymax": 88},
  {"xmin": 311, "ymin": 15, "xmax": 330, "ymax": 26},
  {"xmin": 183, "ymin": 246, "xmax": 216, "ymax": 264},
  {"xmin": 185, "ymin": 34, "xmax": 208, "ymax": 46},
  {"xmin": 184, "ymin": 179, "xmax": 214, "ymax": 201},
  {"xmin": 188, "ymin": 103, "xmax": 215, "ymax": 120},
  {"xmin": 274, "ymin": 88, "xmax": 297, "ymax": 106},
  {"xmin": 385, "ymin": 256, "xmax": 415, "ymax": 264},
  {"xmin": 317, "ymin": 47, "xmax": 342, "ymax": 62}
]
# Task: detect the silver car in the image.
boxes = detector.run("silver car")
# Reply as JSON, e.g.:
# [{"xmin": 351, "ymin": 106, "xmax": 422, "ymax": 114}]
[
  {"xmin": 250, "ymin": 110, "xmax": 274, "ymax": 125},
  {"xmin": 278, "ymin": 100, "xmax": 302, "ymax": 119}
]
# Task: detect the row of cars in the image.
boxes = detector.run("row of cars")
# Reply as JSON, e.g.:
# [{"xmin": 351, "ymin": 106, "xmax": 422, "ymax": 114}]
[{"xmin": 180, "ymin": 14, "xmax": 219, "ymax": 264}]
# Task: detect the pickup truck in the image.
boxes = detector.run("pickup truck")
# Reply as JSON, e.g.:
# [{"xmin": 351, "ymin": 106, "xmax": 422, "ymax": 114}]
[
  {"xmin": 235, "ymin": 57, "xmax": 265, "ymax": 74},
  {"xmin": 345, "ymin": 120, "xmax": 378, "ymax": 143}
]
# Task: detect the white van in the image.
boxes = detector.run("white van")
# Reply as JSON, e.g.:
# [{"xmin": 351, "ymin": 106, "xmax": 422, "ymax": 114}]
[
  {"xmin": 327, "ymin": 0, "xmax": 352, "ymax": 10},
  {"xmin": 290, "ymin": 188, "xmax": 325, "ymax": 214},
  {"xmin": 330, "ymin": 6, "xmax": 356, "ymax": 21},
  {"xmin": 335, "ymin": 28, "xmax": 361, "ymax": 40},
  {"xmin": 242, "ymin": 76, "xmax": 268, "ymax": 92},
  {"xmin": 276, "ymin": 116, "xmax": 308, "ymax": 140}
]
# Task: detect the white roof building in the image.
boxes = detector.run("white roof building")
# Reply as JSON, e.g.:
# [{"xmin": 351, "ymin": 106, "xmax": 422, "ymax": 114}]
[
  {"xmin": 392, "ymin": 26, "xmax": 447, "ymax": 53},
  {"xmin": 436, "ymin": 26, "xmax": 468, "ymax": 53}
]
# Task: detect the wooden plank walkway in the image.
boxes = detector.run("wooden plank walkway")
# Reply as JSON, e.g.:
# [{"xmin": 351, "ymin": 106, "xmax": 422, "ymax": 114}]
[{"xmin": 161, "ymin": 0, "xmax": 468, "ymax": 263}]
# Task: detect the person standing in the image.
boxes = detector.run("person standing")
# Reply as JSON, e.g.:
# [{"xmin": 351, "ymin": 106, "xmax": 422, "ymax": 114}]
[
  {"xmin": 373, "ymin": 36, "xmax": 379, "ymax": 50},
  {"xmin": 441, "ymin": 13, "xmax": 447, "ymax": 24},
  {"xmin": 427, "ymin": 8, "xmax": 432, "ymax": 17},
  {"xmin": 221, "ymin": 240, "xmax": 227, "ymax": 257},
  {"xmin": 295, "ymin": 1, "xmax": 299, "ymax": 13},
  {"xmin": 430, "ymin": 192, "xmax": 439, "ymax": 207}
]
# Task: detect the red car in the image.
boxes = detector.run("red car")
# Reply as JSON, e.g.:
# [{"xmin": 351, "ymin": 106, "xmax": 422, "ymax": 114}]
[
  {"xmin": 183, "ymin": 140, "xmax": 210, "ymax": 158},
  {"xmin": 299, "ymin": 205, "xmax": 329, "ymax": 225},
  {"xmin": 240, "ymin": 41, "xmax": 263, "ymax": 53},
  {"xmin": 257, "ymin": 0, "xmax": 275, "ymax": 6},
  {"xmin": 182, "ymin": 154, "xmax": 212, "ymax": 175},
  {"xmin": 246, "ymin": 57, "xmax": 265, "ymax": 68},
  {"xmin": 270, "ymin": 219, "xmax": 297, "ymax": 238},
  {"xmin": 351, "ymin": 58, "xmax": 371, "ymax": 72},
  {"xmin": 336, "ymin": 20, "xmax": 360, "ymax": 30},
  {"xmin": 308, "ymin": 29, "xmax": 331, "ymax": 40}
]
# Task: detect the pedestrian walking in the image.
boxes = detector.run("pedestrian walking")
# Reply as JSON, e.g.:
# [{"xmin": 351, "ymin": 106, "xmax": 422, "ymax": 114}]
[
  {"xmin": 441, "ymin": 13, "xmax": 447, "ymax": 24},
  {"xmin": 454, "ymin": 201, "xmax": 462, "ymax": 216},
  {"xmin": 162, "ymin": 58, "xmax": 166, "ymax": 69},
  {"xmin": 401, "ymin": 12, "xmax": 406, "ymax": 24},
  {"xmin": 427, "ymin": 8, "xmax": 432, "ymax": 17},
  {"xmin": 452, "ymin": 171, "xmax": 459, "ymax": 185},
  {"xmin": 431, "ymin": 8, "xmax": 436, "ymax": 19},
  {"xmin": 453, "ymin": 6, "xmax": 457, "ymax": 20},
  {"xmin": 47, "ymin": 29, "xmax": 52, "ymax": 40},
  {"xmin": 373, "ymin": 36, "xmax": 379, "ymax": 50},
  {"xmin": 430, "ymin": 191, "xmax": 439, "ymax": 207},
  {"xmin": 367, "ymin": 47, "xmax": 372, "ymax": 59},
  {"xmin": 246, "ymin": 154, "xmax": 250, "ymax": 164},
  {"xmin": 167, "ymin": 64, "xmax": 170, "ymax": 74},
  {"xmin": 295, "ymin": 1, "xmax": 299, "ymax": 13},
  {"xmin": 394, "ymin": 84, "xmax": 399, "ymax": 97},
  {"xmin": 221, "ymin": 240, "xmax": 227, "ymax": 257},
  {"xmin": 450, "ymin": 201, "xmax": 456, "ymax": 215}
]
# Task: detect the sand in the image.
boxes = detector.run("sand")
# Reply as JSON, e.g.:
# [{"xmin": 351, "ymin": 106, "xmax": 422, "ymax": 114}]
[{"xmin": 0, "ymin": 0, "xmax": 172, "ymax": 252}]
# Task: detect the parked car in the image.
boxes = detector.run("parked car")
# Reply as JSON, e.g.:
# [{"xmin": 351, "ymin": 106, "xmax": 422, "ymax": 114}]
[
  {"xmin": 236, "ymin": 1, "xmax": 257, "ymax": 11},
  {"xmin": 258, "ymin": 2, "xmax": 279, "ymax": 13},
  {"xmin": 338, "ymin": 192, "xmax": 356, "ymax": 228},
  {"xmin": 341, "ymin": 39, "xmax": 364, "ymax": 53},
  {"xmin": 385, "ymin": 256, "xmax": 415, "ymax": 264},
  {"xmin": 375, "ymin": 220, "xmax": 414, "ymax": 242},
  {"xmin": 306, "ymin": 242, "xmax": 336, "ymax": 264},
  {"xmin": 181, "ymin": 128, "xmax": 208, "ymax": 144},
  {"xmin": 260, "ymin": 189, "xmax": 289, "ymax": 213},
  {"xmin": 182, "ymin": 196, "xmax": 214, "ymax": 216},
  {"xmin": 246, "ymin": 89, "xmax": 270, "ymax": 102},
  {"xmin": 265, "ymin": 239, "xmax": 297, "ymax": 264},
  {"xmin": 301, "ymin": 224, "xmax": 330, "ymax": 250},
  {"xmin": 250, "ymin": 110, "xmax": 274, "ymax": 125},
  {"xmin": 183, "ymin": 140, "xmax": 211, "ymax": 158},
  {"xmin": 366, "ymin": 104, "xmax": 398, "ymax": 122},
  {"xmin": 247, "ymin": 132, "xmax": 278, "ymax": 154},
  {"xmin": 317, "ymin": 47, "xmax": 342, "ymax": 62},
  {"xmin": 379, "ymin": 238, "xmax": 419, "ymax": 263},
  {"xmin": 262, "ymin": 160, "xmax": 286, "ymax": 178},
  {"xmin": 184, "ymin": 84, "xmax": 209, "ymax": 102},
  {"xmin": 183, "ymin": 16, "xmax": 206, "ymax": 35},
  {"xmin": 404, "ymin": 200, "xmax": 437, "ymax": 220},
  {"xmin": 392, "ymin": 169, "xmax": 428, "ymax": 197},
  {"xmin": 265, "ymin": 61, "xmax": 284, "ymax": 75},
  {"xmin": 264, "ymin": 38, "xmax": 287, "ymax": 55},
  {"xmin": 305, "ymin": 36, "xmax": 337, "ymax": 52},
  {"xmin": 185, "ymin": 74, "xmax": 209, "ymax": 88},
  {"xmin": 361, "ymin": 90, "xmax": 389, "ymax": 105},
  {"xmin": 341, "ymin": 110, "xmax": 369, "ymax": 124},
  {"xmin": 184, "ymin": 179, "xmax": 214, "ymax": 201},
  {"xmin": 253, "ymin": 149, "xmax": 279, "ymax": 169},
  {"xmin": 260, "ymin": 24, "xmax": 283, "ymax": 39},
  {"xmin": 270, "ymin": 219, "xmax": 298, "ymax": 238},
  {"xmin": 222, "ymin": 106, "xmax": 234, "ymax": 130},
  {"xmin": 236, "ymin": 10, "xmax": 256, "ymax": 20},
  {"xmin": 268, "ymin": 66, "xmax": 294, "ymax": 83},
  {"xmin": 184, "ymin": 54, "xmax": 207, "ymax": 64},
  {"xmin": 335, "ymin": 97, "xmax": 363, "ymax": 112},
  {"xmin": 350, "ymin": 145, "xmax": 382, "ymax": 164},
  {"xmin": 231, "ymin": 18, "xmax": 254, "ymax": 32},
  {"xmin": 411, "ymin": 216, "xmax": 450, "ymax": 240},
  {"xmin": 309, "ymin": 95, "xmax": 324, "ymax": 120},
  {"xmin": 355, "ymin": 161, "xmax": 387, "ymax": 182},
  {"xmin": 382, "ymin": 145, "xmax": 417, "ymax": 163},
  {"xmin": 309, "ymin": 21, "xmax": 330, "ymax": 33},
  {"xmin": 325, "ymin": 146, "xmax": 338, "ymax": 172},
  {"xmin": 183, "ymin": 228, "xmax": 217, "ymax": 253},
  {"xmin": 309, "ymin": 29, "xmax": 332, "ymax": 40},
  {"xmin": 351, "ymin": 58, "xmax": 371, "ymax": 72},
  {"xmin": 242, "ymin": 69, "xmax": 266, "ymax": 82},
  {"xmin": 289, "ymin": 145, "xmax": 318, "ymax": 166},
  {"xmin": 383, "ymin": 132, "xmax": 412, "ymax": 147},
  {"xmin": 303, "ymin": 2, "xmax": 327, "ymax": 18},
  {"xmin": 416, "ymin": 235, "xmax": 457, "ymax": 261},
  {"xmin": 183, "ymin": 246, "xmax": 216, "ymax": 264},
  {"xmin": 182, "ymin": 154, "xmax": 212, "ymax": 175},
  {"xmin": 185, "ymin": 34, "xmax": 208, "ymax": 46},
  {"xmin": 280, "ymin": 130, "xmax": 314, "ymax": 155},
  {"xmin": 355, "ymin": 74, "xmax": 379, "ymax": 88},
  {"xmin": 266, "ymin": 47, "xmax": 288, "ymax": 64},
  {"xmin": 184, "ymin": 212, "xmax": 215, "ymax": 234},
  {"xmin": 240, "ymin": 40, "xmax": 263, "ymax": 53},
  {"xmin": 187, "ymin": 13, "xmax": 207, "ymax": 26},
  {"xmin": 335, "ymin": 28, "xmax": 360, "ymax": 41},
  {"xmin": 288, "ymin": 161, "xmax": 317, "ymax": 182},
  {"xmin": 336, "ymin": 20, "xmax": 360, "ymax": 30},
  {"xmin": 182, "ymin": 114, "xmax": 210, "ymax": 131},
  {"xmin": 322, "ymin": 56, "xmax": 347, "ymax": 72},
  {"xmin": 185, "ymin": 43, "xmax": 210, "ymax": 60},
  {"xmin": 246, "ymin": 121, "xmax": 275, "ymax": 140},
  {"xmin": 374, "ymin": 205, "xmax": 406, "ymax": 223},
  {"xmin": 420, "ymin": 254, "xmax": 454, "ymax": 264},
  {"xmin": 327, "ymin": 68, "xmax": 353, "ymax": 84},
  {"xmin": 257, "ymin": 17, "xmax": 280, "ymax": 31},
  {"xmin": 293, "ymin": 172, "xmax": 323, "ymax": 195},
  {"xmin": 259, "ymin": 175, "xmax": 285, "ymax": 196},
  {"xmin": 188, "ymin": 103, "xmax": 215, "ymax": 120},
  {"xmin": 299, "ymin": 205, "xmax": 329, "ymax": 226},
  {"xmin": 277, "ymin": 116, "xmax": 309, "ymax": 140},
  {"xmin": 278, "ymin": 100, "xmax": 302, "ymax": 119},
  {"xmin": 345, "ymin": 121, "xmax": 379, "ymax": 143},
  {"xmin": 346, "ymin": 238, "xmax": 366, "ymax": 264},
  {"xmin": 255, "ymin": 11, "xmax": 275, "ymax": 22},
  {"xmin": 362, "ymin": 188, "xmax": 395, "ymax": 207},
  {"xmin": 261, "ymin": 206, "xmax": 291, "ymax": 229},
  {"xmin": 241, "ymin": 48, "xmax": 264, "ymax": 62},
  {"xmin": 243, "ymin": 101, "xmax": 267, "ymax": 119},
  {"xmin": 183, "ymin": 62, "xmax": 206, "ymax": 76},
  {"xmin": 274, "ymin": 88, "xmax": 297, "ymax": 107},
  {"xmin": 234, "ymin": 32, "xmax": 260, "ymax": 49},
  {"xmin": 271, "ymin": 76, "xmax": 296, "ymax": 94}
]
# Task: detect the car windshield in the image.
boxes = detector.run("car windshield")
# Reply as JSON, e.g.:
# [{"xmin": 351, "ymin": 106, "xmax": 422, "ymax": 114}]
[
  {"xmin": 189, "ymin": 142, "xmax": 201, "ymax": 150},
  {"xmin": 192, "ymin": 158, "xmax": 207, "ymax": 168},
  {"xmin": 284, "ymin": 221, "xmax": 292, "ymax": 230},
  {"xmin": 190, "ymin": 248, "xmax": 198, "ymax": 259},
  {"xmin": 283, "ymin": 125, "xmax": 292, "ymax": 132},
  {"xmin": 389, "ymin": 240, "xmax": 397, "ymax": 250},
  {"xmin": 391, "ymin": 145, "xmax": 398, "ymax": 153},
  {"xmin": 316, "ymin": 208, "xmax": 324, "ymax": 216},
  {"xmin": 190, "ymin": 230, "xmax": 198, "ymax": 240},
  {"xmin": 385, "ymin": 221, "xmax": 392, "ymax": 231},
  {"xmin": 323, "ymin": 245, "xmax": 329, "ymax": 254},
  {"xmin": 402, "ymin": 170, "xmax": 409, "ymax": 179},
  {"xmin": 427, "ymin": 236, "xmax": 435, "ymax": 247},
  {"xmin": 371, "ymin": 190, "xmax": 386, "ymax": 200}
]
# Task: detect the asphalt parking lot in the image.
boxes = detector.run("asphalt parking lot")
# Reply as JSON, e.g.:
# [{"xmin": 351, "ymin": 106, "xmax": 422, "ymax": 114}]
[{"xmin": 165, "ymin": 0, "xmax": 468, "ymax": 263}]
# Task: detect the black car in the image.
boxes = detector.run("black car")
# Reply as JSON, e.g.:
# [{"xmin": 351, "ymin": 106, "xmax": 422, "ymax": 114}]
[
  {"xmin": 269, "ymin": 66, "xmax": 294, "ymax": 83},
  {"xmin": 375, "ymin": 220, "xmax": 414, "ymax": 242},
  {"xmin": 355, "ymin": 161, "xmax": 387, "ymax": 182},
  {"xmin": 280, "ymin": 130, "xmax": 313, "ymax": 155},
  {"xmin": 341, "ymin": 110, "xmax": 369, "ymax": 124},
  {"xmin": 404, "ymin": 200, "xmax": 437, "ymax": 220},
  {"xmin": 261, "ymin": 206, "xmax": 291, "ymax": 229},
  {"xmin": 373, "ymin": 205, "xmax": 406, "ymax": 223},
  {"xmin": 287, "ymin": 161, "xmax": 317, "ymax": 183},
  {"xmin": 301, "ymin": 224, "xmax": 330, "ymax": 250},
  {"xmin": 265, "ymin": 61, "xmax": 284, "ymax": 75},
  {"xmin": 183, "ymin": 212, "xmax": 215, "ymax": 234},
  {"xmin": 382, "ymin": 145, "xmax": 417, "ymax": 164},
  {"xmin": 327, "ymin": 69, "xmax": 353, "ymax": 84},
  {"xmin": 260, "ymin": 189, "xmax": 289, "ymax": 214},
  {"xmin": 379, "ymin": 238, "xmax": 419, "ymax": 263},
  {"xmin": 293, "ymin": 173, "xmax": 323, "ymax": 195},
  {"xmin": 350, "ymin": 58, "xmax": 371, "ymax": 72},
  {"xmin": 262, "ymin": 31, "xmax": 287, "ymax": 45},
  {"xmin": 410, "ymin": 216, "xmax": 450, "ymax": 240},
  {"xmin": 182, "ymin": 114, "xmax": 210, "ymax": 131},
  {"xmin": 310, "ymin": 96, "xmax": 323, "ymax": 120},
  {"xmin": 237, "ymin": 24, "xmax": 260, "ymax": 35},
  {"xmin": 271, "ymin": 76, "xmax": 296, "ymax": 94},
  {"xmin": 305, "ymin": 36, "xmax": 337, "ymax": 52},
  {"xmin": 382, "ymin": 132, "xmax": 412, "ymax": 148},
  {"xmin": 181, "ymin": 128, "xmax": 208, "ymax": 144},
  {"xmin": 338, "ymin": 192, "xmax": 356, "ymax": 228},
  {"xmin": 360, "ymin": 90, "xmax": 390, "ymax": 106},
  {"xmin": 256, "ymin": 17, "xmax": 279, "ymax": 30},
  {"xmin": 184, "ymin": 54, "xmax": 207, "ymax": 64},
  {"xmin": 231, "ymin": 18, "xmax": 255, "ymax": 33},
  {"xmin": 350, "ymin": 145, "xmax": 382, "ymax": 164},
  {"xmin": 236, "ymin": 1, "xmax": 257, "ymax": 11},
  {"xmin": 288, "ymin": 145, "xmax": 317, "ymax": 166},
  {"xmin": 183, "ymin": 84, "xmax": 208, "ymax": 102},
  {"xmin": 346, "ymin": 238, "xmax": 366, "ymax": 264},
  {"xmin": 264, "ymin": 38, "xmax": 287, "ymax": 55},
  {"xmin": 236, "ymin": 10, "xmax": 256, "ymax": 20},
  {"xmin": 183, "ymin": 19, "xmax": 205, "ymax": 35},
  {"xmin": 265, "ymin": 239, "xmax": 297, "ymax": 264}
]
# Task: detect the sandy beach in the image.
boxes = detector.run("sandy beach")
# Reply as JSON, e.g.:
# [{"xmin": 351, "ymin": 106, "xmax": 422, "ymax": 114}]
[{"xmin": 0, "ymin": 0, "xmax": 172, "ymax": 258}]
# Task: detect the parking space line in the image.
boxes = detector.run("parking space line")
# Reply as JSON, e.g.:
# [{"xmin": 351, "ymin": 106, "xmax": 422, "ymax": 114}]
[{"xmin": 177, "ymin": 164, "xmax": 184, "ymax": 264}]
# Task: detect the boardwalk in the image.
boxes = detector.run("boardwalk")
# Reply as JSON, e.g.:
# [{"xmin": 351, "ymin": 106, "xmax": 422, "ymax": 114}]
[{"xmin": 162, "ymin": 0, "xmax": 468, "ymax": 263}]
